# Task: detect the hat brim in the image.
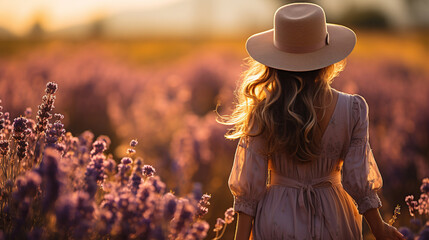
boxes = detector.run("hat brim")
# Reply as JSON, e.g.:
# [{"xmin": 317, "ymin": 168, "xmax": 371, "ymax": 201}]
[{"xmin": 245, "ymin": 24, "xmax": 356, "ymax": 72}]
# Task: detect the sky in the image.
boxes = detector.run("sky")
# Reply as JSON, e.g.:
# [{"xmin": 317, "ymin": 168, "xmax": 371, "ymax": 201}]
[
  {"xmin": 0, "ymin": 0, "xmax": 184, "ymax": 35},
  {"xmin": 0, "ymin": 0, "xmax": 420, "ymax": 37}
]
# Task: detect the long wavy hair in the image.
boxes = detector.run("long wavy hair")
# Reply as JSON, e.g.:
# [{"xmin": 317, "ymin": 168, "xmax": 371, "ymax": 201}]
[{"xmin": 221, "ymin": 58, "xmax": 345, "ymax": 162}]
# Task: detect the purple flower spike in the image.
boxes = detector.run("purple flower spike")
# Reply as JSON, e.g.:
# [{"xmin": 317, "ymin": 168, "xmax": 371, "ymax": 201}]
[
  {"xmin": 224, "ymin": 208, "xmax": 235, "ymax": 224},
  {"xmin": 41, "ymin": 148, "xmax": 61, "ymax": 213},
  {"xmin": 36, "ymin": 82, "xmax": 58, "ymax": 134},
  {"xmin": 13, "ymin": 117, "xmax": 28, "ymax": 134},
  {"xmin": 0, "ymin": 140, "xmax": 9, "ymax": 156},
  {"xmin": 24, "ymin": 108, "xmax": 32, "ymax": 118},
  {"xmin": 90, "ymin": 140, "xmax": 107, "ymax": 156},
  {"xmin": 196, "ymin": 193, "xmax": 211, "ymax": 219},
  {"xmin": 142, "ymin": 165, "xmax": 156, "ymax": 178},
  {"xmin": 421, "ymin": 178, "xmax": 429, "ymax": 194},
  {"xmin": 214, "ymin": 218, "xmax": 225, "ymax": 232},
  {"xmin": 45, "ymin": 82, "xmax": 58, "ymax": 94},
  {"xmin": 163, "ymin": 193, "xmax": 177, "ymax": 220},
  {"xmin": 398, "ymin": 227, "xmax": 414, "ymax": 240},
  {"xmin": 187, "ymin": 221, "xmax": 209, "ymax": 240},
  {"xmin": 45, "ymin": 120, "xmax": 65, "ymax": 147},
  {"xmin": 170, "ymin": 199, "xmax": 195, "ymax": 237},
  {"xmin": 121, "ymin": 157, "xmax": 133, "ymax": 165},
  {"xmin": 13, "ymin": 117, "xmax": 29, "ymax": 159},
  {"xmin": 147, "ymin": 176, "xmax": 166, "ymax": 194},
  {"xmin": 130, "ymin": 139, "xmax": 138, "ymax": 147}
]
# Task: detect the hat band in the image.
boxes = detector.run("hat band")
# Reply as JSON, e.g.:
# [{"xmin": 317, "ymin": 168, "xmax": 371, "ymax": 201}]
[{"xmin": 274, "ymin": 32, "xmax": 330, "ymax": 54}]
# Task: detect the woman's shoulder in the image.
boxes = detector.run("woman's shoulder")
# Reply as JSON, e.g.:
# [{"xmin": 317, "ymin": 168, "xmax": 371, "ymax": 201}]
[
  {"xmin": 333, "ymin": 89, "xmax": 369, "ymax": 123},
  {"xmin": 334, "ymin": 89, "xmax": 368, "ymax": 110}
]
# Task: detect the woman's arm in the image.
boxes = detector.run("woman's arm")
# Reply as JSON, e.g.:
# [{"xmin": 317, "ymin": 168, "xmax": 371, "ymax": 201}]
[
  {"xmin": 363, "ymin": 208, "xmax": 405, "ymax": 240},
  {"xmin": 234, "ymin": 212, "xmax": 253, "ymax": 240}
]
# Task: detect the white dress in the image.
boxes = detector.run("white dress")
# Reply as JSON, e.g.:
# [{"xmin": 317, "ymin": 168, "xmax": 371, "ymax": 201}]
[{"xmin": 228, "ymin": 90, "xmax": 383, "ymax": 240}]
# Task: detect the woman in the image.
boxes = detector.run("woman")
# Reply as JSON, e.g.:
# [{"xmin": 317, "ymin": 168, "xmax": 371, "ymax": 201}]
[{"xmin": 224, "ymin": 3, "xmax": 405, "ymax": 240}]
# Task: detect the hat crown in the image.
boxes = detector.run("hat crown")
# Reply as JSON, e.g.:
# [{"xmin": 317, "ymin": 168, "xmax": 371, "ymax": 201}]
[{"xmin": 274, "ymin": 3, "xmax": 328, "ymax": 53}]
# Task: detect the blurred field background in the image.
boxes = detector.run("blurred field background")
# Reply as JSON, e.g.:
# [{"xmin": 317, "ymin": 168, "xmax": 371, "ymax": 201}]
[{"xmin": 1, "ymin": 0, "xmax": 429, "ymax": 238}]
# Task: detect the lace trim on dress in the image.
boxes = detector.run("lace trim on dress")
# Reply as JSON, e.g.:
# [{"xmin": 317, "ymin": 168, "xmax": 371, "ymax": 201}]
[
  {"xmin": 356, "ymin": 193, "xmax": 382, "ymax": 214},
  {"xmin": 352, "ymin": 95, "xmax": 363, "ymax": 123},
  {"xmin": 350, "ymin": 138, "xmax": 366, "ymax": 146},
  {"xmin": 234, "ymin": 196, "xmax": 259, "ymax": 217}
]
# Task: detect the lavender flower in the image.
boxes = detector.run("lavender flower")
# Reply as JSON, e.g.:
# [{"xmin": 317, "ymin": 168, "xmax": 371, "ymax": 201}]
[
  {"xmin": 96, "ymin": 135, "xmax": 111, "ymax": 149},
  {"xmin": 13, "ymin": 117, "xmax": 30, "ymax": 159},
  {"xmin": 129, "ymin": 172, "xmax": 142, "ymax": 195},
  {"xmin": 12, "ymin": 171, "xmax": 42, "ymax": 201},
  {"xmin": 98, "ymin": 209, "xmax": 115, "ymax": 235},
  {"xmin": 45, "ymin": 82, "xmax": 58, "ymax": 94},
  {"xmin": 55, "ymin": 195, "xmax": 75, "ymax": 229},
  {"xmin": 121, "ymin": 157, "xmax": 133, "ymax": 165},
  {"xmin": 2, "ymin": 112, "xmax": 11, "ymax": 135},
  {"xmin": 24, "ymin": 108, "xmax": 32, "ymax": 118},
  {"xmin": 398, "ymin": 227, "xmax": 414, "ymax": 240},
  {"xmin": 419, "ymin": 226, "xmax": 429, "ymax": 240},
  {"xmin": 45, "ymin": 115, "xmax": 65, "ymax": 147},
  {"xmin": 162, "ymin": 193, "xmax": 177, "ymax": 220},
  {"xmin": 388, "ymin": 204, "xmax": 401, "ymax": 225},
  {"xmin": 137, "ymin": 183, "xmax": 155, "ymax": 204},
  {"xmin": 103, "ymin": 157, "xmax": 116, "ymax": 173},
  {"xmin": 36, "ymin": 82, "xmax": 58, "ymax": 134},
  {"xmin": 127, "ymin": 148, "xmax": 136, "ymax": 154},
  {"xmin": 0, "ymin": 82, "xmax": 220, "ymax": 239},
  {"xmin": 129, "ymin": 158, "xmax": 144, "ymax": 194},
  {"xmin": 410, "ymin": 218, "xmax": 422, "ymax": 228},
  {"xmin": 117, "ymin": 163, "xmax": 131, "ymax": 185},
  {"xmin": 142, "ymin": 165, "xmax": 156, "ymax": 178},
  {"xmin": 85, "ymin": 153, "xmax": 105, "ymax": 185},
  {"xmin": 0, "ymin": 139, "xmax": 9, "ymax": 156},
  {"xmin": 170, "ymin": 199, "xmax": 195, "ymax": 238},
  {"xmin": 421, "ymin": 178, "xmax": 429, "ymax": 194},
  {"xmin": 224, "ymin": 207, "xmax": 235, "ymax": 224},
  {"xmin": 55, "ymin": 192, "xmax": 95, "ymax": 238},
  {"xmin": 186, "ymin": 220, "xmax": 210, "ymax": 240},
  {"xmin": 130, "ymin": 139, "xmax": 138, "ymax": 147},
  {"xmin": 147, "ymin": 176, "xmax": 166, "ymax": 194},
  {"xmin": 40, "ymin": 148, "xmax": 61, "ymax": 212},
  {"xmin": 78, "ymin": 130, "xmax": 94, "ymax": 154},
  {"xmin": 418, "ymin": 193, "xmax": 428, "ymax": 215},
  {"xmin": 192, "ymin": 182, "xmax": 203, "ymax": 201},
  {"xmin": 196, "ymin": 194, "xmax": 211, "ymax": 219},
  {"xmin": 213, "ymin": 218, "xmax": 225, "ymax": 232},
  {"xmin": 405, "ymin": 195, "xmax": 418, "ymax": 217},
  {"xmin": 90, "ymin": 140, "xmax": 107, "ymax": 157},
  {"xmin": 0, "ymin": 100, "xmax": 5, "ymax": 132}
]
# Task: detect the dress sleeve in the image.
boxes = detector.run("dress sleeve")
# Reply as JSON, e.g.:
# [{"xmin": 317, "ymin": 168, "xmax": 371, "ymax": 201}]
[
  {"xmin": 342, "ymin": 95, "xmax": 383, "ymax": 214},
  {"xmin": 228, "ymin": 136, "xmax": 268, "ymax": 217}
]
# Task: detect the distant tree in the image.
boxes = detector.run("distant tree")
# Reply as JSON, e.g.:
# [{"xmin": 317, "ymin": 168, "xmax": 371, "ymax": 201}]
[
  {"xmin": 27, "ymin": 21, "xmax": 45, "ymax": 39},
  {"xmin": 402, "ymin": 0, "xmax": 429, "ymax": 27},
  {"xmin": 89, "ymin": 18, "xmax": 106, "ymax": 39},
  {"xmin": 339, "ymin": 8, "xmax": 391, "ymax": 30}
]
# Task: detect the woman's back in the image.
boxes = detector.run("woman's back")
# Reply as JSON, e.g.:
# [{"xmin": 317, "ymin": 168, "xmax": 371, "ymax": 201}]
[
  {"xmin": 226, "ymin": 3, "xmax": 404, "ymax": 240},
  {"xmin": 228, "ymin": 90, "xmax": 383, "ymax": 239}
]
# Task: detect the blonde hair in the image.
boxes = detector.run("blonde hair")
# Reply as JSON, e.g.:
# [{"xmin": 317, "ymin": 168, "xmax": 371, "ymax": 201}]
[{"xmin": 221, "ymin": 58, "xmax": 345, "ymax": 162}]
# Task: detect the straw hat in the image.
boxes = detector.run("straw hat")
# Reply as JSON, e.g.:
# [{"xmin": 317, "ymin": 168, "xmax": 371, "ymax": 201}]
[{"xmin": 246, "ymin": 3, "xmax": 356, "ymax": 72}]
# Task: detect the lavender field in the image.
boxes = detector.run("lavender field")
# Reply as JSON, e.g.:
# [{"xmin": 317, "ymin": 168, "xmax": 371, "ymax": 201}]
[{"xmin": 0, "ymin": 32, "xmax": 429, "ymax": 239}]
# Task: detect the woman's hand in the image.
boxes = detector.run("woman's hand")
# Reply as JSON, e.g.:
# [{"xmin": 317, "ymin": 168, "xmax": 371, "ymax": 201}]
[
  {"xmin": 372, "ymin": 222, "xmax": 405, "ymax": 240},
  {"xmin": 363, "ymin": 208, "xmax": 405, "ymax": 240}
]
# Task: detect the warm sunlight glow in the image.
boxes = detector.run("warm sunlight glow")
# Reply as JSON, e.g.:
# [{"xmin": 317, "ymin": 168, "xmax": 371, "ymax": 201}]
[{"xmin": 0, "ymin": 0, "xmax": 185, "ymax": 35}]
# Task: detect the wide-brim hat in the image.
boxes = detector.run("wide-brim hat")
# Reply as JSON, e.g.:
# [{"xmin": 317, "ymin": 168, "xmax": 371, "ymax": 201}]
[{"xmin": 246, "ymin": 3, "xmax": 356, "ymax": 72}]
